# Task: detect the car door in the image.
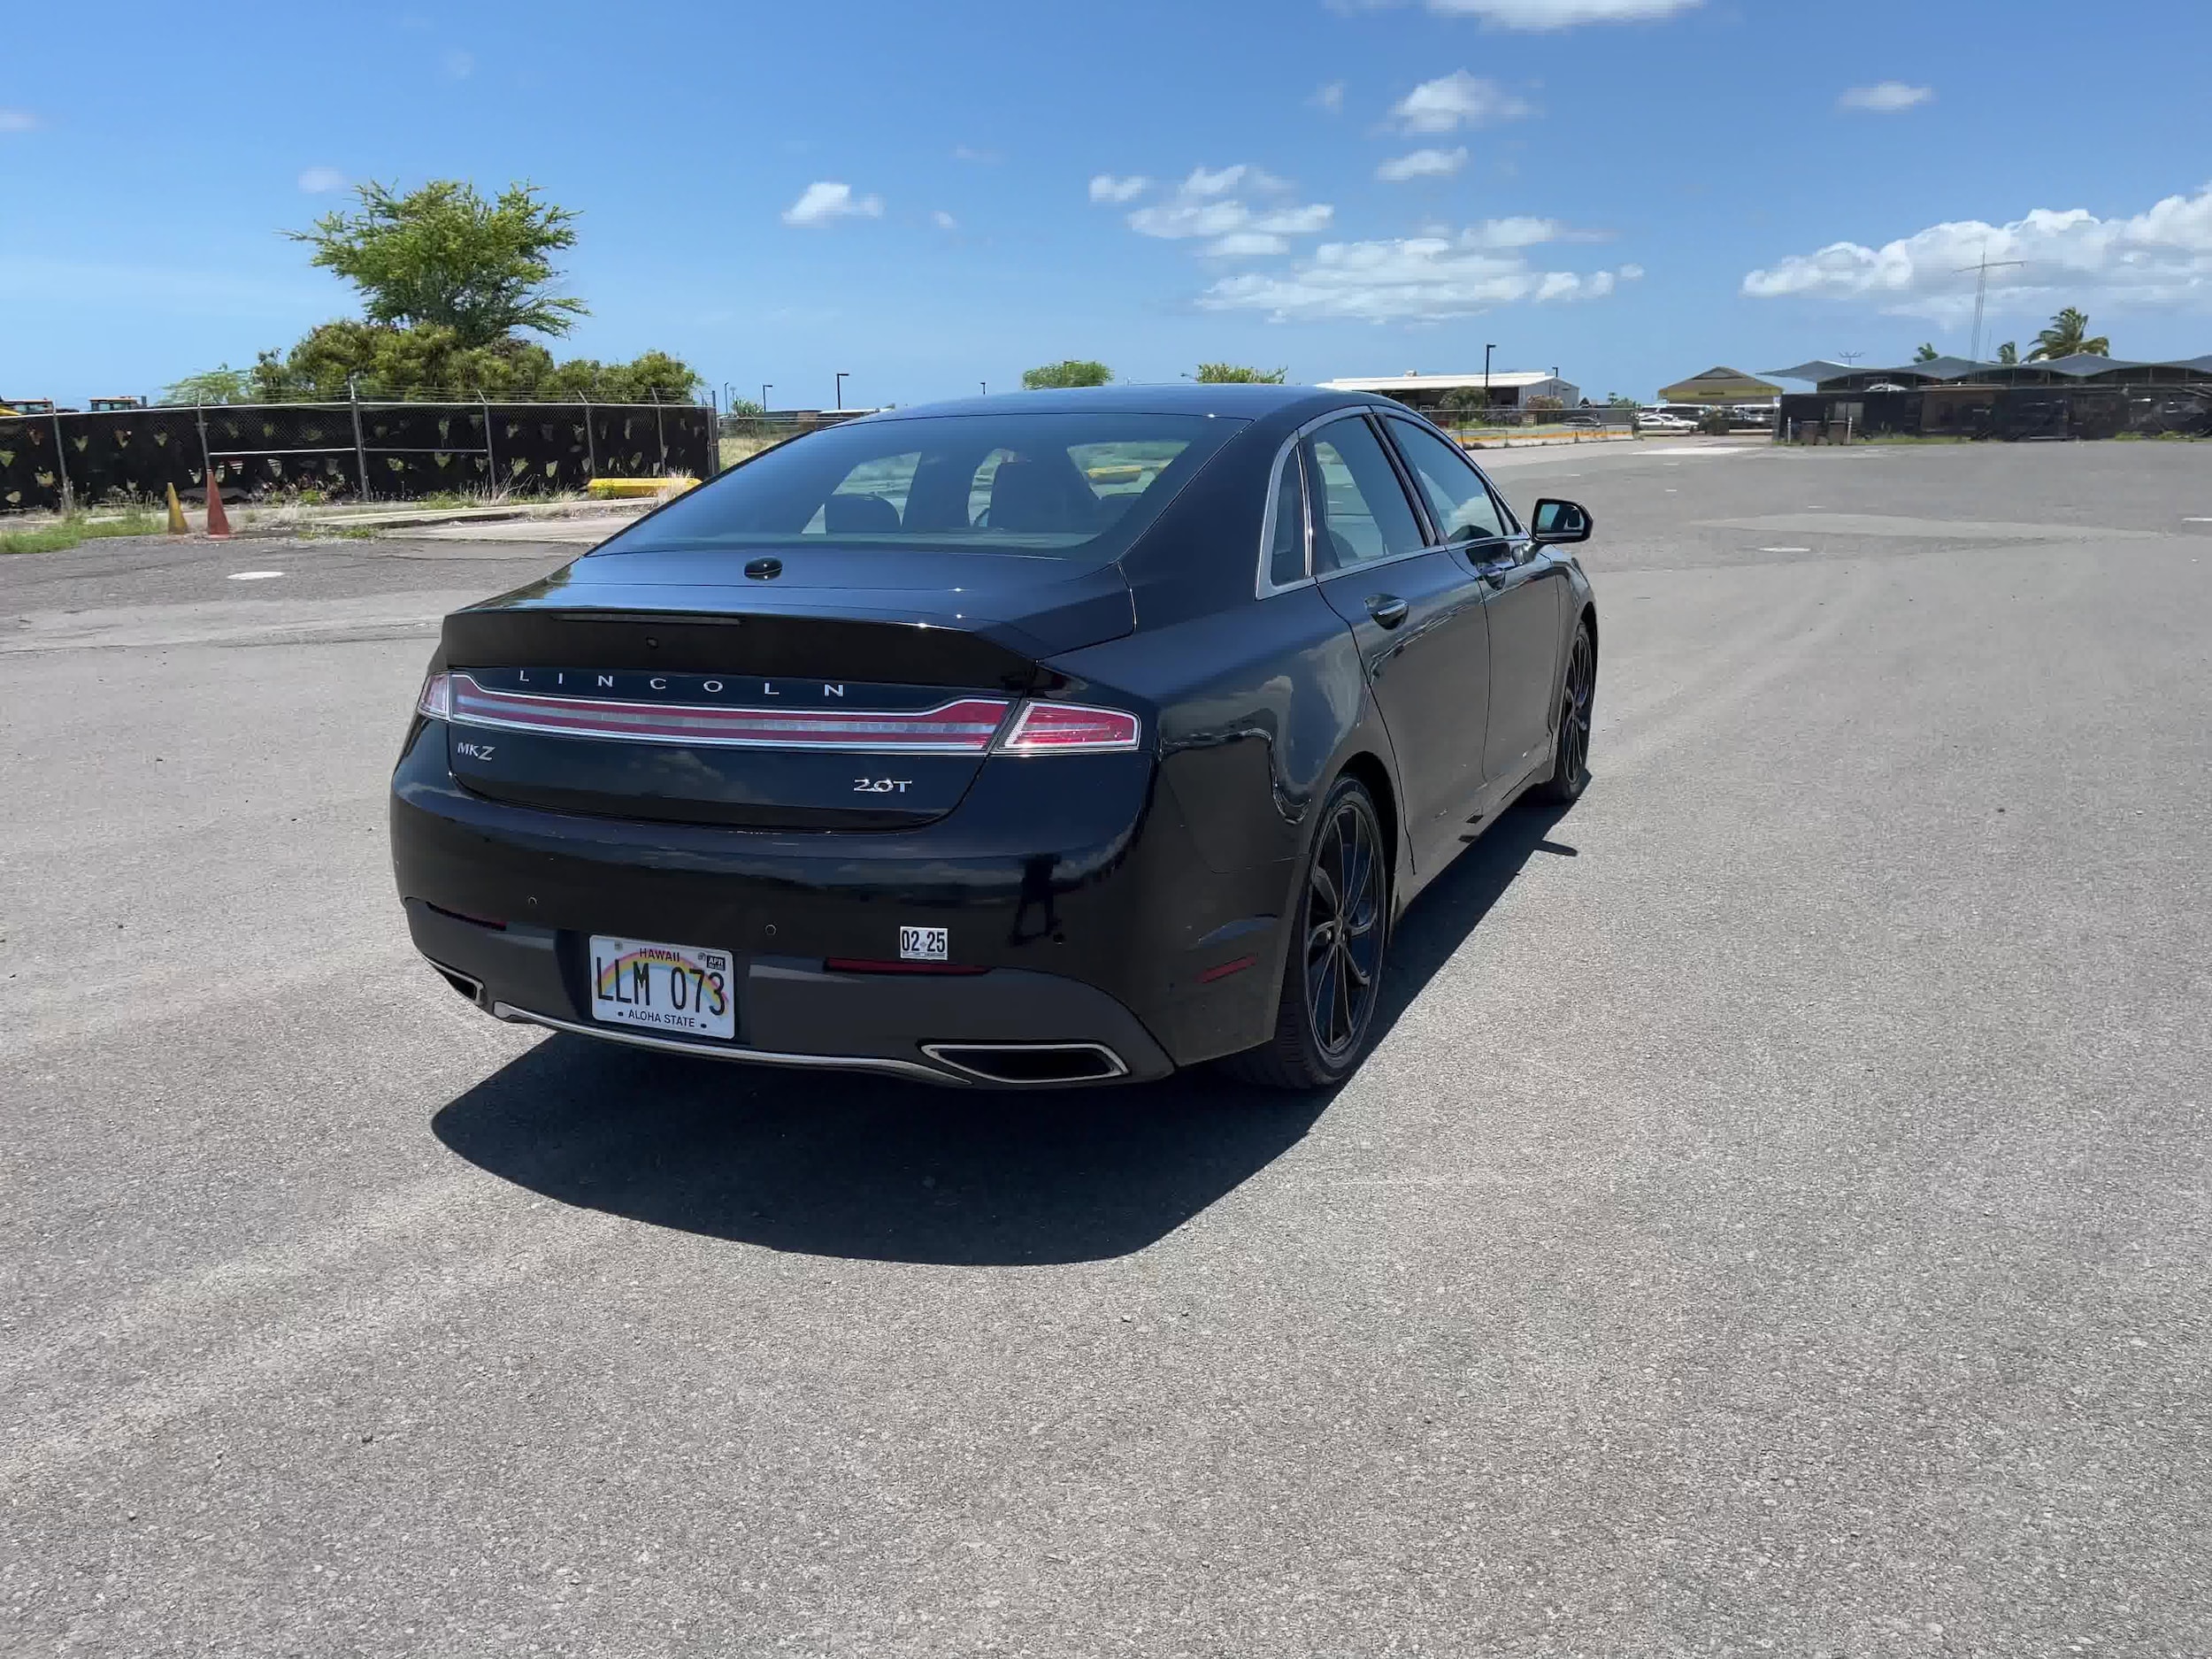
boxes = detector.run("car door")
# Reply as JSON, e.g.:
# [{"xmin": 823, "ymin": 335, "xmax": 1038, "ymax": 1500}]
[
  {"xmin": 1304, "ymin": 413, "xmax": 1493, "ymax": 871},
  {"xmin": 1382, "ymin": 416, "xmax": 1564, "ymax": 794}
]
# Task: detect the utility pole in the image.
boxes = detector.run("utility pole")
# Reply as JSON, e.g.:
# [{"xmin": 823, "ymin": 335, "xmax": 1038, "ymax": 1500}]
[
  {"xmin": 761, "ymin": 384, "xmax": 772, "ymax": 412},
  {"xmin": 1483, "ymin": 342, "xmax": 1496, "ymax": 407},
  {"xmin": 1956, "ymin": 242, "xmax": 2026, "ymax": 366},
  {"xmin": 834, "ymin": 372, "xmax": 849, "ymax": 411}
]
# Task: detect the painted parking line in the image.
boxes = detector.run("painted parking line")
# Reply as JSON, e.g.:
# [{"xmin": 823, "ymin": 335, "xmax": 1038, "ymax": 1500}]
[
  {"xmin": 226, "ymin": 571, "xmax": 286, "ymax": 581},
  {"xmin": 1759, "ymin": 547, "xmax": 1813, "ymax": 554}
]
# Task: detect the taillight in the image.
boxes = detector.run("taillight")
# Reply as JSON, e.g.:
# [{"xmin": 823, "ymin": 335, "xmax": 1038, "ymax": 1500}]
[
  {"xmin": 996, "ymin": 701, "xmax": 1142, "ymax": 754},
  {"xmin": 417, "ymin": 672, "xmax": 453, "ymax": 720}
]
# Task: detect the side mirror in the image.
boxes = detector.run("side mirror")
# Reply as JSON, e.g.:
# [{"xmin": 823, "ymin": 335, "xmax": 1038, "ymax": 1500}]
[{"xmin": 1531, "ymin": 497, "xmax": 1592, "ymax": 544}]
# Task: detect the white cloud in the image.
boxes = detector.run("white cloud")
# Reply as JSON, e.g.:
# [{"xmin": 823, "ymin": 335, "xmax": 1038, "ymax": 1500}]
[
  {"xmin": 932, "ymin": 210, "xmax": 957, "ymax": 230},
  {"xmin": 1125, "ymin": 166, "xmax": 1333, "ymax": 245},
  {"xmin": 297, "ymin": 166, "xmax": 345, "ymax": 194},
  {"xmin": 781, "ymin": 180, "xmax": 886, "ymax": 228},
  {"xmin": 1208, "ymin": 231, "xmax": 1292, "ymax": 257},
  {"xmin": 1425, "ymin": 0, "xmax": 1701, "ymax": 25},
  {"xmin": 0, "ymin": 109, "xmax": 37, "ymax": 133},
  {"xmin": 1089, "ymin": 173, "xmax": 1149, "ymax": 204},
  {"xmin": 1389, "ymin": 71, "xmax": 1533, "ymax": 134},
  {"xmin": 1312, "ymin": 81, "xmax": 1346, "ymax": 113},
  {"xmin": 1377, "ymin": 147, "xmax": 1470, "ymax": 182},
  {"xmin": 1839, "ymin": 81, "xmax": 1932, "ymax": 113},
  {"xmin": 440, "ymin": 48, "xmax": 473, "ymax": 79},
  {"xmin": 953, "ymin": 145, "xmax": 1002, "ymax": 164},
  {"xmin": 1198, "ymin": 223, "xmax": 1640, "ymax": 322},
  {"xmin": 1740, "ymin": 183, "xmax": 2212, "ymax": 320}
]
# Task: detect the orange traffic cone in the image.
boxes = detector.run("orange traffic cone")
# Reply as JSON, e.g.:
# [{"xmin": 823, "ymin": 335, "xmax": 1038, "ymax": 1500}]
[
  {"xmin": 164, "ymin": 482, "xmax": 188, "ymax": 535},
  {"xmin": 204, "ymin": 467, "xmax": 232, "ymax": 539}
]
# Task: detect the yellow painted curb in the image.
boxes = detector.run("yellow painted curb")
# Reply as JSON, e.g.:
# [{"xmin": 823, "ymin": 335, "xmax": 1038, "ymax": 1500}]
[{"xmin": 588, "ymin": 475, "xmax": 700, "ymax": 499}]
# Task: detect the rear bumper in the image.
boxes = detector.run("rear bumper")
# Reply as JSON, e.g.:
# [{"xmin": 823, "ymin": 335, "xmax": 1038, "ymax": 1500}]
[
  {"xmin": 390, "ymin": 719, "xmax": 1288, "ymax": 1083},
  {"xmin": 406, "ymin": 900, "xmax": 1171, "ymax": 1087}
]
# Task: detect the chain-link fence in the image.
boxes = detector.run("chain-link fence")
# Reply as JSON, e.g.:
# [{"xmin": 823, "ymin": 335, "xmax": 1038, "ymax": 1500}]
[{"xmin": 0, "ymin": 393, "xmax": 717, "ymax": 515}]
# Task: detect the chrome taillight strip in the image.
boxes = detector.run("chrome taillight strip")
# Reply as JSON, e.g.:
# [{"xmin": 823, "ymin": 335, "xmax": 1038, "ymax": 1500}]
[{"xmin": 445, "ymin": 673, "xmax": 1012, "ymax": 753}]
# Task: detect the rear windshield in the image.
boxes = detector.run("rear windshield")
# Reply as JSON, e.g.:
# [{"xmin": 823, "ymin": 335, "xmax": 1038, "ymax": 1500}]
[{"xmin": 599, "ymin": 411, "xmax": 1240, "ymax": 564}]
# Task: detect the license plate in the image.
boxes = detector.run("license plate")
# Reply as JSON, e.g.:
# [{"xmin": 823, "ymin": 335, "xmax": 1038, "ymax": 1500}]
[{"xmin": 588, "ymin": 935, "xmax": 735, "ymax": 1040}]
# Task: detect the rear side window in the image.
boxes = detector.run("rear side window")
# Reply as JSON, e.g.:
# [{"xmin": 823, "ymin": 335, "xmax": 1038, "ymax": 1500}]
[
  {"xmin": 1266, "ymin": 448, "xmax": 1309, "ymax": 588},
  {"xmin": 604, "ymin": 411, "xmax": 1242, "ymax": 566},
  {"xmin": 1304, "ymin": 417, "xmax": 1425, "ymax": 571},
  {"xmin": 1386, "ymin": 418, "xmax": 1510, "ymax": 544}
]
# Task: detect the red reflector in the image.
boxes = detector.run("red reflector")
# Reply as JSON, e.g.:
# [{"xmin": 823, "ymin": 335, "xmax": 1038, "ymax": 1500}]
[
  {"xmin": 425, "ymin": 901, "xmax": 506, "ymax": 931},
  {"xmin": 824, "ymin": 957, "xmax": 989, "ymax": 976},
  {"xmin": 999, "ymin": 700, "xmax": 1142, "ymax": 753},
  {"xmin": 1196, "ymin": 954, "xmax": 1256, "ymax": 984}
]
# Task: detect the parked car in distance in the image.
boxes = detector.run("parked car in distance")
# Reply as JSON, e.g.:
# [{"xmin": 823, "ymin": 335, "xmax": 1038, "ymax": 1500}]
[
  {"xmin": 1560, "ymin": 413, "xmax": 1606, "ymax": 429},
  {"xmin": 1636, "ymin": 410, "xmax": 1695, "ymax": 433},
  {"xmin": 390, "ymin": 385, "xmax": 1598, "ymax": 1091}
]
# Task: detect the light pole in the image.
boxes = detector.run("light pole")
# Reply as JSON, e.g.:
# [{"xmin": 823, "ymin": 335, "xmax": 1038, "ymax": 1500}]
[
  {"xmin": 1484, "ymin": 342, "xmax": 1497, "ymax": 411},
  {"xmin": 979, "ymin": 380, "xmax": 987, "ymax": 397},
  {"xmin": 835, "ymin": 372, "xmax": 849, "ymax": 411},
  {"xmin": 760, "ymin": 383, "xmax": 772, "ymax": 412}
]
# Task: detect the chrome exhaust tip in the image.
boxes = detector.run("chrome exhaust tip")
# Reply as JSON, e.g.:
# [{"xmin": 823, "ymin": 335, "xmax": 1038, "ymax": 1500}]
[
  {"xmin": 920, "ymin": 1041, "xmax": 1130, "ymax": 1086},
  {"xmin": 430, "ymin": 963, "xmax": 486, "ymax": 1005}
]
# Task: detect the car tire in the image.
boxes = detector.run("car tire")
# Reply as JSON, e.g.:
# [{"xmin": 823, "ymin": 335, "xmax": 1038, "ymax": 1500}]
[
  {"xmin": 1226, "ymin": 774, "xmax": 1390, "ymax": 1091},
  {"xmin": 1535, "ymin": 618, "xmax": 1595, "ymax": 804}
]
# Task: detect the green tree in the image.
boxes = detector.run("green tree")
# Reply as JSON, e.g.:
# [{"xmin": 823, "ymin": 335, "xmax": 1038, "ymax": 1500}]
[
  {"xmin": 160, "ymin": 364, "xmax": 256, "ymax": 404},
  {"xmin": 1996, "ymin": 341, "xmax": 2018, "ymax": 365},
  {"xmin": 1193, "ymin": 363, "xmax": 1286, "ymax": 383},
  {"xmin": 2026, "ymin": 306, "xmax": 2110, "ymax": 362},
  {"xmin": 248, "ymin": 319, "xmax": 698, "ymax": 403},
  {"xmin": 1604, "ymin": 392, "xmax": 1639, "ymax": 407},
  {"xmin": 1022, "ymin": 359, "xmax": 1112, "ymax": 389},
  {"xmin": 291, "ymin": 180, "xmax": 587, "ymax": 348},
  {"xmin": 1913, "ymin": 342, "xmax": 1940, "ymax": 362}
]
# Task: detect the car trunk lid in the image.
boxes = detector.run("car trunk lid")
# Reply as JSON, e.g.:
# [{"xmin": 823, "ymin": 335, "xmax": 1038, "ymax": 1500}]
[{"xmin": 433, "ymin": 549, "xmax": 1131, "ymax": 830}]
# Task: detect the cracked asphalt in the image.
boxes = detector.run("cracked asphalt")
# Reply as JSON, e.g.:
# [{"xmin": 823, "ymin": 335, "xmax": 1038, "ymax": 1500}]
[{"xmin": 4, "ymin": 438, "xmax": 2208, "ymax": 1656}]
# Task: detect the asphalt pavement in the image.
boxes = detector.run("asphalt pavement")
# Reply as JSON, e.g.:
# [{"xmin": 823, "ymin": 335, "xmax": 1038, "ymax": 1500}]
[{"xmin": 4, "ymin": 438, "xmax": 2208, "ymax": 1656}]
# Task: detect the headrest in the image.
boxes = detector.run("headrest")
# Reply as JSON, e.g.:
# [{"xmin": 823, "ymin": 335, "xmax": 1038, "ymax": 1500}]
[{"xmin": 825, "ymin": 492, "xmax": 900, "ymax": 534}]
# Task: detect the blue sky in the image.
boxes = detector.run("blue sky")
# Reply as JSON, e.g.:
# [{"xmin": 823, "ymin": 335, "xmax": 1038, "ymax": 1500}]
[{"xmin": 4, "ymin": 0, "xmax": 2210, "ymax": 407}]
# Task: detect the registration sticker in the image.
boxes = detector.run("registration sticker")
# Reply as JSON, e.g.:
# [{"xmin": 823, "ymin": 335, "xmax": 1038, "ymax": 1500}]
[
  {"xmin": 588, "ymin": 936, "xmax": 735, "ymax": 1040},
  {"xmin": 899, "ymin": 926, "xmax": 949, "ymax": 962}
]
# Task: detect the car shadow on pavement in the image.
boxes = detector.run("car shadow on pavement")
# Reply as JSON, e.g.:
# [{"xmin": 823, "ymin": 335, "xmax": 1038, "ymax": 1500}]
[{"xmin": 430, "ymin": 795, "xmax": 1578, "ymax": 1265}]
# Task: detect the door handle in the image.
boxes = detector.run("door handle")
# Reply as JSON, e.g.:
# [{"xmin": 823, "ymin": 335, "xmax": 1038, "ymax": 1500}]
[{"xmin": 1365, "ymin": 594, "xmax": 1409, "ymax": 628}]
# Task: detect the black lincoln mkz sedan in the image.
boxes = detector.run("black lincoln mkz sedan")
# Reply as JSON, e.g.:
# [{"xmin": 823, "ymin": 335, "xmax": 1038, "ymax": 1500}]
[{"xmin": 391, "ymin": 384, "xmax": 1595, "ymax": 1089}]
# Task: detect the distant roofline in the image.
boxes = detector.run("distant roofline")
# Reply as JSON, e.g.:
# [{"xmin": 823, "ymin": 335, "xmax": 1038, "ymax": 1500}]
[{"xmin": 1317, "ymin": 371, "xmax": 1571, "ymax": 392}]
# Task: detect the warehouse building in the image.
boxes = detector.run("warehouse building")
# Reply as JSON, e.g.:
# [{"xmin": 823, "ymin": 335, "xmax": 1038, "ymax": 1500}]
[
  {"xmin": 1767, "ymin": 353, "xmax": 2212, "ymax": 441},
  {"xmin": 1317, "ymin": 369, "xmax": 1581, "ymax": 413}
]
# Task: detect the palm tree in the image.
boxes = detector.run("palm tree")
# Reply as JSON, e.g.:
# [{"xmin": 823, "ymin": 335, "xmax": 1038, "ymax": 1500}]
[
  {"xmin": 1996, "ymin": 342, "xmax": 2018, "ymax": 365},
  {"xmin": 2026, "ymin": 307, "xmax": 2110, "ymax": 361},
  {"xmin": 1913, "ymin": 342, "xmax": 1939, "ymax": 362}
]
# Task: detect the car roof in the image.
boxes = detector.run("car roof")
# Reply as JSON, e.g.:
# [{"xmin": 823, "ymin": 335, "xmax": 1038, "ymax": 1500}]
[{"xmin": 861, "ymin": 382, "xmax": 1370, "ymax": 423}]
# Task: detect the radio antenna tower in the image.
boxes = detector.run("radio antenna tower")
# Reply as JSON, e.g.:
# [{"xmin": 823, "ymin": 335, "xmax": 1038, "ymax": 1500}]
[{"xmin": 1957, "ymin": 242, "xmax": 2026, "ymax": 365}]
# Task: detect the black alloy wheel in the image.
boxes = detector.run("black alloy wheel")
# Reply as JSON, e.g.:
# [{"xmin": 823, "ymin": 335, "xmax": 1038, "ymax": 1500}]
[
  {"xmin": 1229, "ymin": 775, "xmax": 1389, "ymax": 1089},
  {"xmin": 1539, "ymin": 620, "xmax": 1595, "ymax": 803}
]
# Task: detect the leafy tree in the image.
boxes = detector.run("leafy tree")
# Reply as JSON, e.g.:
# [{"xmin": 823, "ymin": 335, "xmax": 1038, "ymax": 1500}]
[
  {"xmin": 1194, "ymin": 363, "xmax": 1286, "ymax": 383},
  {"xmin": 160, "ymin": 364, "xmax": 256, "ymax": 404},
  {"xmin": 1022, "ymin": 359, "xmax": 1112, "ymax": 389},
  {"xmin": 290, "ymin": 180, "xmax": 587, "ymax": 348},
  {"xmin": 2026, "ymin": 306, "xmax": 2110, "ymax": 362},
  {"xmin": 1913, "ymin": 342, "xmax": 1939, "ymax": 362},
  {"xmin": 1604, "ymin": 392, "xmax": 1639, "ymax": 407},
  {"xmin": 1996, "ymin": 341, "xmax": 2019, "ymax": 365},
  {"xmin": 249, "ymin": 320, "xmax": 698, "ymax": 403}
]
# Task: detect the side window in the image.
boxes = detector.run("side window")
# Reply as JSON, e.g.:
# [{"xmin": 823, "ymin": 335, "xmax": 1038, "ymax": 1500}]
[
  {"xmin": 1386, "ymin": 419, "xmax": 1509, "ymax": 544},
  {"xmin": 1265, "ymin": 447, "xmax": 1309, "ymax": 588},
  {"xmin": 1303, "ymin": 418, "xmax": 1425, "ymax": 572}
]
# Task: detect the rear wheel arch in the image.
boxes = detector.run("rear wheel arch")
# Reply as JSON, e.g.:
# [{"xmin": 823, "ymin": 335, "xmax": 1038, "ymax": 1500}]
[{"xmin": 1333, "ymin": 749, "xmax": 1401, "ymax": 904}]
